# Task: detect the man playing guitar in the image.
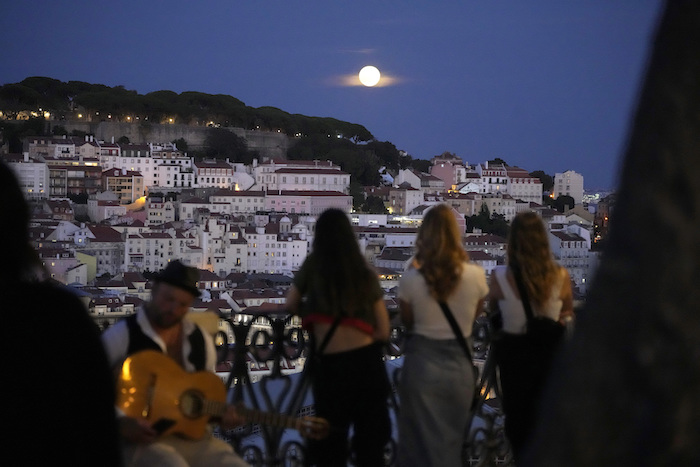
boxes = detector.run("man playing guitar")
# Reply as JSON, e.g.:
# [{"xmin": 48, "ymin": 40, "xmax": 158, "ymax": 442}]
[{"xmin": 102, "ymin": 261, "xmax": 248, "ymax": 467}]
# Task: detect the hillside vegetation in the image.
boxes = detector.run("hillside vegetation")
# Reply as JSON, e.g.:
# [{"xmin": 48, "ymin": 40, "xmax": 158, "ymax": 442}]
[{"xmin": 0, "ymin": 76, "xmax": 431, "ymax": 186}]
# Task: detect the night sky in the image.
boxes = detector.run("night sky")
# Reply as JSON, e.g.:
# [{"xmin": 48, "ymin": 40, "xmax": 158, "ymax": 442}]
[{"xmin": 1, "ymin": 1, "xmax": 664, "ymax": 190}]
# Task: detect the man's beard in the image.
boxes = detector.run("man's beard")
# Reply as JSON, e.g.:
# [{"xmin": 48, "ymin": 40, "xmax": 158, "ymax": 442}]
[{"xmin": 146, "ymin": 302, "xmax": 180, "ymax": 329}]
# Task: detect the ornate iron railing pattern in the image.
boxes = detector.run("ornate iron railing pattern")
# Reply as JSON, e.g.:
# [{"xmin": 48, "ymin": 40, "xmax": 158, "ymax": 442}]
[{"xmin": 215, "ymin": 312, "xmax": 514, "ymax": 466}]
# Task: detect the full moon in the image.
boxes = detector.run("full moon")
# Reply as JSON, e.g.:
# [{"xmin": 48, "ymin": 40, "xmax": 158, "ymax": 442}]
[{"xmin": 359, "ymin": 66, "xmax": 381, "ymax": 87}]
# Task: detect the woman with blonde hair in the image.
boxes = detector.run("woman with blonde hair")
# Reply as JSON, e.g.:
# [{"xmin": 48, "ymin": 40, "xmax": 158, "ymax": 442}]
[
  {"xmin": 396, "ymin": 204, "xmax": 489, "ymax": 467},
  {"xmin": 489, "ymin": 210, "xmax": 574, "ymax": 461}
]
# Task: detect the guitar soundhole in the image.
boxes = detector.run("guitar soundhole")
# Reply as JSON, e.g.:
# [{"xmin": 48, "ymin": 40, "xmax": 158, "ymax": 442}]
[{"xmin": 179, "ymin": 390, "xmax": 205, "ymax": 418}]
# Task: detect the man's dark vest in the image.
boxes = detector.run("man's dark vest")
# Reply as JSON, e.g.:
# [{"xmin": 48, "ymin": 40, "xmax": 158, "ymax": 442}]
[{"xmin": 125, "ymin": 314, "xmax": 207, "ymax": 371}]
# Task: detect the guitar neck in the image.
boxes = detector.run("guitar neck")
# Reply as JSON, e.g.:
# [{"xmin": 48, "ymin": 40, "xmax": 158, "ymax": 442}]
[
  {"xmin": 202, "ymin": 399, "xmax": 305, "ymax": 432},
  {"xmin": 238, "ymin": 406, "xmax": 302, "ymax": 431},
  {"xmin": 204, "ymin": 399, "xmax": 228, "ymax": 419}
]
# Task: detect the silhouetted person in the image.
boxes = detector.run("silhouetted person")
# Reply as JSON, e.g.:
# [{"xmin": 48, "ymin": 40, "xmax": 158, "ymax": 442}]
[{"xmin": 0, "ymin": 161, "xmax": 123, "ymax": 466}]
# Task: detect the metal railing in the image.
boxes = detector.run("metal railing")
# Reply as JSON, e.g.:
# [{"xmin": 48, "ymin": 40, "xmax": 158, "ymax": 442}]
[{"xmin": 215, "ymin": 312, "xmax": 514, "ymax": 466}]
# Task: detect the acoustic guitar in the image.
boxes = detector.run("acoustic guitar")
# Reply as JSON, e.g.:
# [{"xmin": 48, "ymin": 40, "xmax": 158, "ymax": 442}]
[{"xmin": 117, "ymin": 350, "xmax": 329, "ymax": 440}]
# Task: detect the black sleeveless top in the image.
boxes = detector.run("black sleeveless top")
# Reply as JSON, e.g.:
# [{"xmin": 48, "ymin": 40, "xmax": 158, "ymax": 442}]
[{"xmin": 125, "ymin": 314, "xmax": 207, "ymax": 371}]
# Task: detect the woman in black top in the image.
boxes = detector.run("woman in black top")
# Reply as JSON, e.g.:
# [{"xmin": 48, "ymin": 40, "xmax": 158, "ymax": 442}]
[{"xmin": 287, "ymin": 208, "xmax": 391, "ymax": 467}]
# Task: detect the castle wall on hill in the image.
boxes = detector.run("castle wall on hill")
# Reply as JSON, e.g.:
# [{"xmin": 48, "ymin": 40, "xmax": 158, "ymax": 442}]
[{"xmin": 48, "ymin": 121, "xmax": 291, "ymax": 159}]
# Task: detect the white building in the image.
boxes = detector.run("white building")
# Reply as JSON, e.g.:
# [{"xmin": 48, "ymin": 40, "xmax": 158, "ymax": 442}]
[
  {"xmin": 388, "ymin": 187, "xmax": 424, "ymax": 215},
  {"xmin": 464, "ymin": 234, "xmax": 508, "ymax": 261},
  {"xmin": 395, "ymin": 168, "xmax": 446, "ymax": 195},
  {"xmin": 198, "ymin": 218, "xmax": 249, "ymax": 276},
  {"xmin": 243, "ymin": 225, "xmax": 309, "ymax": 275},
  {"xmin": 194, "ymin": 159, "xmax": 236, "ymax": 189},
  {"xmin": 87, "ymin": 197, "xmax": 128, "ymax": 223},
  {"xmin": 103, "ymin": 144, "xmax": 153, "ymax": 185},
  {"xmin": 350, "ymin": 214, "xmax": 389, "ymax": 227},
  {"xmin": 467, "ymin": 250, "xmax": 498, "ymax": 277},
  {"xmin": 252, "ymin": 159, "xmax": 346, "ymax": 192},
  {"xmin": 506, "ymin": 166, "xmax": 543, "ymax": 204},
  {"xmin": 8, "ymin": 153, "xmax": 50, "ymax": 200},
  {"xmin": 264, "ymin": 191, "xmax": 353, "ymax": 215},
  {"xmin": 124, "ymin": 229, "xmax": 202, "ymax": 272},
  {"xmin": 429, "ymin": 153, "xmax": 468, "ymax": 189},
  {"xmin": 99, "ymin": 142, "xmax": 195, "ymax": 190},
  {"xmin": 480, "ymin": 193, "xmax": 517, "ymax": 221},
  {"xmin": 146, "ymin": 196, "xmax": 177, "ymax": 226},
  {"xmin": 179, "ymin": 197, "xmax": 211, "ymax": 221},
  {"xmin": 548, "ymin": 230, "xmax": 589, "ymax": 293},
  {"xmin": 264, "ymin": 168, "xmax": 351, "ymax": 193},
  {"xmin": 553, "ymin": 170, "xmax": 584, "ymax": 204},
  {"xmin": 477, "ymin": 161, "xmax": 508, "ymax": 195},
  {"xmin": 27, "ymin": 136, "xmax": 77, "ymax": 159},
  {"xmin": 208, "ymin": 189, "xmax": 266, "ymax": 215},
  {"xmin": 385, "ymin": 229, "xmax": 418, "ymax": 248},
  {"xmin": 73, "ymin": 224, "xmax": 126, "ymax": 277}
]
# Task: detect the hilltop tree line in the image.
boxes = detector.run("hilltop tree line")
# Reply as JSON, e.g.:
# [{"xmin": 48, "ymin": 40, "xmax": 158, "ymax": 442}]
[
  {"xmin": 0, "ymin": 76, "xmax": 434, "ymax": 184},
  {"xmin": 0, "ymin": 77, "xmax": 565, "ymax": 222},
  {"xmin": 0, "ymin": 76, "xmax": 374, "ymax": 141}
]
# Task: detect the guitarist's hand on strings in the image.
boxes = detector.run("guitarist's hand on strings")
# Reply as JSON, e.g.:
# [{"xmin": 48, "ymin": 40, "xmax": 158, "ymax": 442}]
[
  {"xmin": 119, "ymin": 416, "xmax": 158, "ymax": 444},
  {"xmin": 219, "ymin": 405, "xmax": 245, "ymax": 430}
]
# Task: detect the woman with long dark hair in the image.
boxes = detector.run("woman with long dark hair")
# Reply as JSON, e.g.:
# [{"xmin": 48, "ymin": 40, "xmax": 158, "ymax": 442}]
[
  {"xmin": 287, "ymin": 208, "xmax": 391, "ymax": 466},
  {"xmin": 489, "ymin": 211, "xmax": 574, "ymax": 461},
  {"xmin": 396, "ymin": 204, "xmax": 489, "ymax": 466}
]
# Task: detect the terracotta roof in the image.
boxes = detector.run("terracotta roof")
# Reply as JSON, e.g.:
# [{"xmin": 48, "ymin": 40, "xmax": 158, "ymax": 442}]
[
  {"xmin": 550, "ymin": 231, "xmax": 586, "ymax": 242},
  {"xmin": 181, "ymin": 197, "xmax": 208, "ymax": 204},
  {"xmin": 225, "ymin": 272, "xmax": 247, "ymax": 282},
  {"xmin": 243, "ymin": 303, "xmax": 287, "ymax": 314},
  {"xmin": 377, "ymin": 247, "xmax": 414, "ymax": 261},
  {"xmin": 467, "ymin": 250, "xmax": 497, "ymax": 261},
  {"xmin": 124, "ymin": 296, "xmax": 145, "ymax": 305},
  {"xmin": 211, "ymin": 189, "xmax": 265, "ymax": 197},
  {"xmin": 139, "ymin": 232, "xmax": 173, "ymax": 239},
  {"xmin": 267, "ymin": 190, "xmax": 349, "ymax": 197},
  {"xmin": 88, "ymin": 225, "xmax": 123, "ymax": 242},
  {"xmin": 195, "ymin": 160, "xmax": 233, "ymax": 169},
  {"xmin": 123, "ymin": 272, "xmax": 147, "ymax": 283},
  {"xmin": 197, "ymin": 269, "xmax": 224, "ymax": 281},
  {"xmin": 274, "ymin": 168, "xmax": 347, "ymax": 175},
  {"xmin": 103, "ymin": 168, "xmax": 143, "ymax": 177}
]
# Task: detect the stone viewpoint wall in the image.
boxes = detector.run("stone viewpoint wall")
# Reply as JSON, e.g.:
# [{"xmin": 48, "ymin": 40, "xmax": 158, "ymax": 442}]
[{"xmin": 48, "ymin": 121, "xmax": 291, "ymax": 159}]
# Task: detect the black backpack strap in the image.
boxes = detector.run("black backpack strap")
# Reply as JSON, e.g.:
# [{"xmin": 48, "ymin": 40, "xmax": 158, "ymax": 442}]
[
  {"xmin": 437, "ymin": 301, "xmax": 473, "ymax": 364},
  {"xmin": 511, "ymin": 265, "xmax": 535, "ymax": 322},
  {"xmin": 316, "ymin": 316, "xmax": 342, "ymax": 355},
  {"xmin": 437, "ymin": 301, "xmax": 479, "ymax": 412},
  {"xmin": 187, "ymin": 325, "xmax": 206, "ymax": 371}
]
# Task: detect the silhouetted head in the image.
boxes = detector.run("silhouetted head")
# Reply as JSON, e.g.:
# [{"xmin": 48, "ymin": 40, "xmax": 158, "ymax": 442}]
[
  {"xmin": 0, "ymin": 161, "xmax": 34, "ymax": 284},
  {"xmin": 313, "ymin": 208, "xmax": 359, "ymax": 257},
  {"xmin": 310, "ymin": 208, "xmax": 372, "ymax": 317}
]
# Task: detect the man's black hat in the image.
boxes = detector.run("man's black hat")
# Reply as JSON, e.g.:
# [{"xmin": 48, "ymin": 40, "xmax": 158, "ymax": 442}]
[{"xmin": 155, "ymin": 260, "xmax": 201, "ymax": 297}]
